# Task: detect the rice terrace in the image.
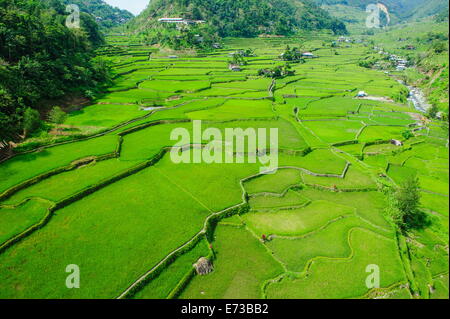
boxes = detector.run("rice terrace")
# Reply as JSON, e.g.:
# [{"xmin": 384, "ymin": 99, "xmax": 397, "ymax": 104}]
[{"xmin": 0, "ymin": 0, "xmax": 448, "ymax": 301}]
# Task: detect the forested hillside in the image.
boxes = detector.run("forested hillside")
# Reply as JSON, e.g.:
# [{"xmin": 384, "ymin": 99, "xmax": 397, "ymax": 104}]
[
  {"xmin": 0, "ymin": 0, "xmax": 110, "ymax": 145},
  {"xmin": 61, "ymin": 0, "xmax": 134, "ymax": 29},
  {"xmin": 407, "ymin": 0, "xmax": 449, "ymax": 21},
  {"xmin": 315, "ymin": 0, "xmax": 449, "ymax": 24},
  {"xmin": 127, "ymin": 0, "xmax": 348, "ymax": 38}
]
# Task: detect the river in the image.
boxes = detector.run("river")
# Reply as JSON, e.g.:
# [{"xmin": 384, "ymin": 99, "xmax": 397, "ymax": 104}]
[{"xmin": 397, "ymin": 79, "xmax": 431, "ymax": 113}]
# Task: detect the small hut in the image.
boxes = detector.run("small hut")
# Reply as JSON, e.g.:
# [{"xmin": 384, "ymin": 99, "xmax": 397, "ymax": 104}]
[
  {"xmin": 356, "ymin": 91, "xmax": 367, "ymax": 98},
  {"xmin": 194, "ymin": 257, "xmax": 213, "ymax": 275},
  {"xmin": 302, "ymin": 52, "xmax": 314, "ymax": 58},
  {"xmin": 229, "ymin": 64, "xmax": 242, "ymax": 72},
  {"xmin": 390, "ymin": 139, "xmax": 403, "ymax": 146}
]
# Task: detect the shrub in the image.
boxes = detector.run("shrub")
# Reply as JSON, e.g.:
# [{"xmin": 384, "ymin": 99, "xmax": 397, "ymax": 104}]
[
  {"xmin": 48, "ymin": 106, "xmax": 67, "ymax": 124},
  {"xmin": 22, "ymin": 108, "xmax": 42, "ymax": 136},
  {"xmin": 401, "ymin": 130, "xmax": 414, "ymax": 140}
]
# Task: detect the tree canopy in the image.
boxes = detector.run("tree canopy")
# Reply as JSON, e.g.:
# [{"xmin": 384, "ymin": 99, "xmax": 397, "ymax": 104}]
[
  {"xmin": 129, "ymin": 0, "xmax": 348, "ymax": 39},
  {"xmin": 0, "ymin": 0, "xmax": 110, "ymax": 144}
]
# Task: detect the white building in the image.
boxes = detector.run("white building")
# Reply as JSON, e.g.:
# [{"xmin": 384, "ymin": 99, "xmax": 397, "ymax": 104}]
[
  {"xmin": 158, "ymin": 18, "xmax": 206, "ymax": 25},
  {"xmin": 229, "ymin": 64, "xmax": 242, "ymax": 72},
  {"xmin": 302, "ymin": 52, "xmax": 314, "ymax": 58},
  {"xmin": 390, "ymin": 139, "xmax": 403, "ymax": 146},
  {"xmin": 356, "ymin": 91, "xmax": 368, "ymax": 97},
  {"xmin": 158, "ymin": 18, "xmax": 185, "ymax": 23}
]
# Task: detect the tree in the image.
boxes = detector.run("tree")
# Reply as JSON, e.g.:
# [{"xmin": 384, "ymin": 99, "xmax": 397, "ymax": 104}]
[
  {"xmin": 280, "ymin": 46, "xmax": 304, "ymax": 63},
  {"xmin": 258, "ymin": 63, "xmax": 295, "ymax": 79},
  {"xmin": 192, "ymin": 7, "xmax": 203, "ymax": 20},
  {"xmin": 432, "ymin": 41, "xmax": 447, "ymax": 54},
  {"xmin": 392, "ymin": 176, "xmax": 427, "ymax": 231},
  {"xmin": 401, "ymin": 130, "xmax": 414, "ymax": 140},
  {"xmin": 22, "ymin": 107, "xmax": 41, "ymax": 136},
  {"xmin": 0, "ymin": 111, "xmax": 17, "ymax": 145},
  {"xmin": 48, "ymin": 106, "xmax": 67, "ymax": 125},
  {"xmin": 396, "ymin": 177, "xmax": 420, "ymax": 216},
  {"xmin": 442, "ymin": 110, "xmax": 449, "ymax": 138},
  {"xmin": 244, "ymin": 49, "xmax": 256, "ymax": 57},
  {"xmin": 0, "ymin": 89, "xmax": 21, "ymax": 143},
  {"xmin": 426, "ymin": 105, "xmax": 439, "ymax": 119},
  {"xmin": 230, "ymin": 52, "xmax": 247, "ymax": 66}
]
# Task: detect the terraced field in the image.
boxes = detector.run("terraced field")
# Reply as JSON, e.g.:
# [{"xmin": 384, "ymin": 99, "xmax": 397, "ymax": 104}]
[{"xmin": 0, "ymin": 36, "xmax": 448, "ymax": 299}]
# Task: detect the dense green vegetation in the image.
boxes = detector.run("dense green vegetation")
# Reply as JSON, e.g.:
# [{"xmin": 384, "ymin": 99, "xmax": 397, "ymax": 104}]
[
  {"xmin": 317, "ymin": 0, "xmax": 448, "ymax": 33},
  {"xmin": 0, "ymin": 0, "xmax": 110, "ymax": 145},
  {"xmin": 127, "ymin": 0, "xmax": 347, "ymax": 45},
  {"xmin": 316, "ymin": 0, "xmax": 448, "ymax": 21},
  {"xmin": 61, "ymin": 0, "xmax": 134, "ymax": 29}
]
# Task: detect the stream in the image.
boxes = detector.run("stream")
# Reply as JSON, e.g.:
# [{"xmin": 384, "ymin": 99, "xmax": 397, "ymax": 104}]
[
  {"xmin": 397, "ymin": 80, "xmax": 431, "ymax": 113},
  {"xmin": 407, "ymin": 86, "xmax": 432, "ymax": 113}
]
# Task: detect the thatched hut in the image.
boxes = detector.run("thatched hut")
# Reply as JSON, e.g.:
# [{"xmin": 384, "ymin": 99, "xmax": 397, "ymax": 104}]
[{"xmin": 193, "ymin": 257, "xmax": 213, "ymax": 275}]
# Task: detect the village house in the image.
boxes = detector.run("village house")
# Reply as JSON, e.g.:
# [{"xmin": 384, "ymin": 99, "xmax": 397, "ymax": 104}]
[
  {"xmin": 412, "ymin": 126, "xmax": 427, "ymax": 132},
  {"xmin": 158, "ymin": 17, "xmax": 184, "ymax": 23},
  {"xmin": 390, "ymin": 139, "xmax": 403, "ymax": 146},
  {"xmin": 259, "ymin": 68, "xmax": 274, "ymax": 77},
  {"xmin": 158, "ymin": 18, "xmax": 206, "ymax": 25},
  {"xmin": 356, "ymin": 91, "xmax": 368, "ymax": 98},
  {"xmin": 338, "ymin": 36, "xmax": 352, "ymax": 43},
  {"xmin": 302, "ymin": 52, "xmax": 314, "ymax": 58},
  {"xmin": 229, "ymin": 64, "xmax": 242, "ymax": 72},
  {"xmin": 386, "ymin": 53, "xmax": 409, "ymax": 71}
]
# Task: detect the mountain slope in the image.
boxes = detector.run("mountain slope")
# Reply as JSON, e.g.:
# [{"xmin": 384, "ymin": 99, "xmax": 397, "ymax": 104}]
[
  {"xmin": 61, "ymin": 0, "xmax": 134, "ymax": 29},
  {"xmin": 315, "ymin": 0, "xmax": 449, "ymax": 21},
  {"xmin": 128, "ymin": 0, "xmax": 348, "ymax": 37},
  {"xmin": 407, "ymin": 0, "xmax": 449, "ymax": 20}
]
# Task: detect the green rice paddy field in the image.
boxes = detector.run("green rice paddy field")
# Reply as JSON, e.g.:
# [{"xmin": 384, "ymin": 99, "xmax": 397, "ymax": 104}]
[{"xmin": 0, "ymin": 36, "xmax": 448, "ymax": 299}]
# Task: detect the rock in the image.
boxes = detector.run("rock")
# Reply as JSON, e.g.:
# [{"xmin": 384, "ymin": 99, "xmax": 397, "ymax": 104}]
[
  {"xmin": 429, "ymin": 284, "xmax": 436, "ymax": 294},
  {"xmin": 193, "ymin": 257, "xmax": 213, "ymax": 275}
]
